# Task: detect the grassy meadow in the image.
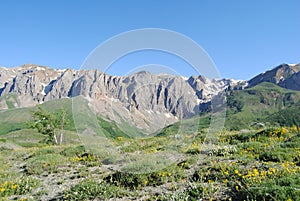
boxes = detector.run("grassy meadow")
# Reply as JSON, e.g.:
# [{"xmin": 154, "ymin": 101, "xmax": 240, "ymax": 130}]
[{"xmin": 0, "ymin": 125, "xmax": 300, "ymax": 200}]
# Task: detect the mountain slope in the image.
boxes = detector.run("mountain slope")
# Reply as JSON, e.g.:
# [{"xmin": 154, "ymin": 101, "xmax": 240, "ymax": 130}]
[
  {"xmin": 0, "ymin": 98, "xmax": 74, "ymax": 135},
  {"xmin": 264, "ymin": 101, "xmax": 300, "ymax": 127},
  {"xmin": 248, "ymin": 63, "xmax": 300, "ymax": 90},
  {"xmin": 1, "ymin": 63, "xmax": 300, "ymax": 135},
  {"xmin": 0, "ymin": 64, "xmax": 245, "ymax": 133},
  {"xmin": 225, "ymin": 82, "xmax": 300, "ymax": 130},
  {"xmin": 156, "ymin": 82, "xmax": 300, "ymax": 134}
]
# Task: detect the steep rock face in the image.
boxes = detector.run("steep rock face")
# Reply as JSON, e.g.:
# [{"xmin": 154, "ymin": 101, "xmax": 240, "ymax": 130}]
[
  {"xmin": 0, "ymin": 64, "xmax": 63, "ymax": 107},
  {"xmin": 44, "ymin": 69, "xmax": 79, "ymax": 101},
  {"xmin": 0, "ymin": 64, "xmax": 244, "ymax": 132},
  {"xmin": 66, "ymin": 70, "xmax": 202, "ymax": 118},
  {"xmin": 187, "ymin": 76, "xmax": 238, "ymax": 100},
  {"xmin": 0, "ymin": 66, "xmax": 16, "ymax": 89},
  {"xmin": 280, "ymin": 71, "xmax": 300, "ymax": 90},
  {"xmin": 0, "ymin": 64, "xmax": 242, "ymax": 116},
  {"xmin": 2, "ymin": 62, "xmax": 299, "ymax": 132},
  {"xmin": 112, "ymin": 72, "xmax": 198, "ymax": 117},
  {"xmin": 248, "ymin": 63, "xmax": 300, "ymax": 89}
]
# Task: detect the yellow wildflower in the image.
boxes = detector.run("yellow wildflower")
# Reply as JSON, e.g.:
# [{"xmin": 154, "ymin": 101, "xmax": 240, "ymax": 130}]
[{"xmin": 253, "ymin": 168, "xmax": 259, "ymax": 176}]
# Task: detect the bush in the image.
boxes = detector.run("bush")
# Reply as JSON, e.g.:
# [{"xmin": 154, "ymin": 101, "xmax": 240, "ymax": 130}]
[
  {"xmin": 0, "ymin": 177, "xmax": 39, "ymax": 197},
  {"xmin": 231, "ymin": 177, "xmax": 300, "ymax": 201},
  {"xmin": 25, "ymin": 153, "xmax": 68, "ymax": 174},
  {"xmin": 105, "ymin": 163, "xmax": 185, "ymax": 189},
  {"xmin": 259, "ymin": 151, "xmax": 292, "ymax": 162},
  {"xmin": 60, "ymin": 145, "xmax": 86, "ymax": 157},
  {"xmin": 62, "ymin": 179, "xmax": 130, "ymax": 200}
]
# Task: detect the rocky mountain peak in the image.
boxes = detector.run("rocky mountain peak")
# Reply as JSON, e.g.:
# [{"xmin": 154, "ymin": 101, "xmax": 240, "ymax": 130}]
[
  {"xmin": 248, "ymin": 63, "xmax": 300, "ymax": 89},
  {"xmin": 0, "ymin": 64, "xmax": 245, "ymax": 132},
  {"xmin": 4, "ymin": 62, "xmax": 300, "ymax": 132}
]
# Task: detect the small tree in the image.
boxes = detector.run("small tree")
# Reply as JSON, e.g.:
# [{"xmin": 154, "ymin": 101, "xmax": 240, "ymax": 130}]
[
  {"xmin": 55, "ymin": 109, "xmax": 66, "ymax": 145},
  {"xmin": 30, "ymin": 106, "xmax": 66, "ymax": 145}
]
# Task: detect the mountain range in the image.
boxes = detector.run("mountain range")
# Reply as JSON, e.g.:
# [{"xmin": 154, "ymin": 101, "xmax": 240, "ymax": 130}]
[{"xmin": 0, "ymin": 63, "xmax": 299, "ymax": 134}]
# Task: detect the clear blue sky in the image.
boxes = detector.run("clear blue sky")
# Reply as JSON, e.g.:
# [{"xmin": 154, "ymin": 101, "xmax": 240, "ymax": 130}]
[{"xmin": 0, "ymin": 0, "xmax": 299, "ymax": 80}]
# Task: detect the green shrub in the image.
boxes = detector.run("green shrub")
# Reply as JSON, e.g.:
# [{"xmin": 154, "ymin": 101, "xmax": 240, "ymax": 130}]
[
  {"xmin": 25, "ymin": 153, "xmax": 68, "ymax": 174},
  {"xmin": 0, "ymin": 176, "xmax": 39, "ymax": 197},
  {"xmin": 63, "ymin": 179, "xmax": 130, "ymax": 200},
  {"xmin": 259, "ymin": 151, "xmax": 292, "ymax": 162},
  {"xmin": 70, "ymin": 152, "xmax": 102, "ymax": 167},
  {"xmin": 60, "ymin": 145, "xmax": 86, "ymax": 157},
  {"xmin": 186, "ymin": 147, "xmax": 201, "ymax": 155},
  {"xmin": 105, "ymin": 163, "xmax": 185, "ymax": 189},
  {"xmin": 0, "ymin": 138, "xmax": 6, "ymax": 143},
  {"xmin": 231, "ymin": 176, "xmax": 300, "ymax": 201}
]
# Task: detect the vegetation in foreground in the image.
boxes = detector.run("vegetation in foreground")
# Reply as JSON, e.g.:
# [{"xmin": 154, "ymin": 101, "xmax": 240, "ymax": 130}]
[{"xmin": 0, "ymin": 125, "xmax": 300, "ymax": 200}]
